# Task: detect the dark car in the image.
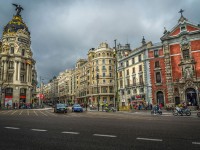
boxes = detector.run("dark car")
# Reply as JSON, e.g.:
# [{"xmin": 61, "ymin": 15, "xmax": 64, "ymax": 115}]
[
  {"xmin": 72, "ymin": 104, "xmax": 83, "ymax": 112},
  {"xmin": 54, "ymin": 103, "xmax": 68, "ymax": 113}
]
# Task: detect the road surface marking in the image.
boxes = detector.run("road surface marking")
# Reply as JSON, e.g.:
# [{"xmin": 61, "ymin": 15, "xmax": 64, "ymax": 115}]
[
  {"xmin": 5, "ymin": 127, "xmax": 20, "ymax": 130},
  {"xmin": 3, "ymin": 110, "xmax": 12, "ymax": 114},
  {"xmin": 31, "ymin": 129, "xmax": 47, "ymax": 132},
  {"xmin": 45, "ymin": 110, "xmax": 57, "ymax": 116},
  {"xmin": 11, "ymin": 110, "xmax": 17, "ymax": 115},
  {"xmin": 93, "ymin": 134, "xmax": 117, "ymax": 138},
  {"xmin": 62, "ymin": 132, "xmax": 80, "ymax": 134},
  {"xmin": 136, "ymin": 137, "xmax": 163, "ymax": 142},
  {"xmin": 33, "ymin": 110, "xmax": 38, "ymax": 116},
  {"xmin": 27, "ymin": 110, "xmax": 29, "ymax": 116},
  {"xmin": 19, "ymin": 110, "xmax": 23, "ymax": 115},
  {"xmin": 39, "ymin": 110, "xmax": 48, "ymax": 116},
  {"xmin": 192, "ymin": 142, "xmax": 200, "ymax": 145}
]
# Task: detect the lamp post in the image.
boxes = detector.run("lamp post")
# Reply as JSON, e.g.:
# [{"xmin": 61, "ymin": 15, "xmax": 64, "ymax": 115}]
[
  {"xmin": 96, "ymin": 74, "xmax": 100, "ymax": 111},
  {"xmin": 114, "ymin": 39, "xmax": 119, "ymax": 111}
]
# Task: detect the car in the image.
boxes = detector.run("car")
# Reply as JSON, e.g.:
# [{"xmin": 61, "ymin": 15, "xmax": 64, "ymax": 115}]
[
  {"xmin": 72, "ymin": 104, "xmax": 83, "ymax": 112},
  {"xmin": 54, "ymin": 103, "xmax": 68, "ymax": 113}
]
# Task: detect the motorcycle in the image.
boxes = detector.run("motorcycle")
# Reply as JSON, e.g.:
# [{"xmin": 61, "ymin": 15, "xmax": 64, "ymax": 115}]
[
  {"xmin": 173, "ymin": 107, "xmax": 191, "ymax": 116},
  {"xmin": 105, "ymin": 106, "xmax": 116, "ymax": 112},
  {"xmin": 151, "ymin": 109, "xmax": 162, "ymax": 115}
]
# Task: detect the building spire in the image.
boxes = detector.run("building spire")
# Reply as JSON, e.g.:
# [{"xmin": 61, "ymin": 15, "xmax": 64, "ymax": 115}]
[
  {"xmin": 178, "ymin": 9, "xmax": 188, "ymax": 23},
  {"xmin": 142, "ymin": 36, "xmax": 146, "ymax": 45}
]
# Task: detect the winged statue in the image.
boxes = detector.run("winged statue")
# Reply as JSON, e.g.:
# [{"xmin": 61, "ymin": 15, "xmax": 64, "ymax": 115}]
[{"xmin": 12, "ymin": 3, "xmax": 24, "ymax": 16}]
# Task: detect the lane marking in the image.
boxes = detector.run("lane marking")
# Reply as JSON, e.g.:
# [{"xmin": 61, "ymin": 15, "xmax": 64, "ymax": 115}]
[
  {"xmin": 45, "ymin": 110, "xmax": 57, "ymax": 116},
  {"xmin": 39, "ymin": 110, "xmax": 48, "ymax": 116},
  {"xmin": 5, "ymin": 127, "xmax": 20, "ymax": 130},
  {"xmin": 19, "ymin": 110, "xmax": 23, "ymax": 115},
  {"xmin": 27, "ymin": 110, "xmax": 29, "ymax": 116},
  {"xmin": 62, "ymin": 131, "xmax": 80, "ymax": 134},
  {"xmin": 93, "ymin": 134, "xmax": 117, "ymax": 138},
  {"xmin": 11, "ymin": 110, "xmax": 17, "ymax": 115},
  {"xmin": 31, "ymin": 129, "xmax": 47, "ymax": 132},
  {"xmin": 136, "ymin": 137, "xmax": 163, "ymax": 142},
  {"xmin": 3, "ymin": 110, "xmax": 12, "ymax": 114},
  {"xmin": 192, "ymin": 142, "xmax": 200, "ymax": 145},
  {"xmin": 34, "ymin": 110, "xmax": 38, "ymax": 116}
]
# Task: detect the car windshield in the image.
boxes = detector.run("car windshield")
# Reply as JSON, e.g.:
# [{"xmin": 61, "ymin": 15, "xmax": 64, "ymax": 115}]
[
  {"xmin": 74, "ymin": 104, "xmax": 81, "ymax": 107},
  {"xmin": 56, "ymin": 104, "xmax": 66, "ymax": 108}
]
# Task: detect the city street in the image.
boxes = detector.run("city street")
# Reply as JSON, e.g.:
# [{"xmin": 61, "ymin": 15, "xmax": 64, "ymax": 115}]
[{"xmin": 0, "ymin": 109, "xmax": 199, "ymax": 150}]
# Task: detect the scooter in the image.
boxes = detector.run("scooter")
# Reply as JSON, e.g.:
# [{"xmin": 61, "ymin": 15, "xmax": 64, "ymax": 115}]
[
  {"xmin": 173, "ymin": 107, "xmax": 191, "ymax": 116},
  {"xmin": 151, "ymin": 108, "xmax": 162, "ymax": 115},
  {"xmin": 105, "ymin": 107, "xmax": 116, "ymax": 112}
]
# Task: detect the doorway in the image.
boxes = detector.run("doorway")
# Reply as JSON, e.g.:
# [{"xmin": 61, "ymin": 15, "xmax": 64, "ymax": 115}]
[
  {"xmin": 156, "ymin": 91, "xmax": 164, "ymax": 106},
  {"xmin": 185, "ymin": 88, "xmax": 197, "ymax": 106}
]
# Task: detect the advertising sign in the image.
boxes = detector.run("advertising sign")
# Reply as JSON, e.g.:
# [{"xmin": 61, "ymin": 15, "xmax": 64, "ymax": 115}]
[{"xmin": 5, "ymin": 98, "xmax": 12, "ymax": 107}]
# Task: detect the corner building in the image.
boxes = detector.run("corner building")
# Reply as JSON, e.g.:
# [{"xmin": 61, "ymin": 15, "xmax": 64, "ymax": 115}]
[{"xmin": 0, "ymin": 10, "xmax": 37, "ymax": 108}]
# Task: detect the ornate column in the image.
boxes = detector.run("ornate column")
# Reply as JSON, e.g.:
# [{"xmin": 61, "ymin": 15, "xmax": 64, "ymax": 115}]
[{"xmin": 163, "ymin": 42, "xmax": 174, "ymax": 103}]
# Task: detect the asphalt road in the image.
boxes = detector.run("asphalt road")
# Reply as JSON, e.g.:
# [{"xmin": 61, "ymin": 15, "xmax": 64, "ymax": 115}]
[{"xmin": 0, "ymin": 109, "xmax": 199, "ymax": 150}]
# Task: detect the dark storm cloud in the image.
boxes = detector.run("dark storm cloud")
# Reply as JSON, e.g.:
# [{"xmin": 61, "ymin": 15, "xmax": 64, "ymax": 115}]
[{"xmin": 1, "ymin": 0, "xmax": 200, "ymax": 81}]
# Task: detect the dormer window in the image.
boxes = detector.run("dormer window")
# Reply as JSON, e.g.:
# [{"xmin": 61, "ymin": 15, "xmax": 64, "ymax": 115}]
[
  {"xmin": 10, "ymin": 47, "xmax": 14, "ymax": 54},
  {"xmin": 154, "ymin": 50, "xmax": 159, "ymax": 57},
  {"xmin": 181, "ymin": 25, "xmax": 186, "ymax": 32}
]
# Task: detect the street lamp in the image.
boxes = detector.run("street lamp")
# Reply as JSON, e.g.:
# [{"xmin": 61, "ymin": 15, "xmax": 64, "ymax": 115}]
[
  {"xmin": 96, "ymin": 73, "xmax": 100, "ymax": 111},
  {"xmin": 114, "ymin": 39, "xmax": 119, "ymax": 111}
]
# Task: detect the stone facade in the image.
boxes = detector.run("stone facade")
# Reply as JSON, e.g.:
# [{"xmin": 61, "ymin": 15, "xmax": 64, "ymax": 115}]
[{"xmin": 0, "ymin": 13, "xmax": 37, "ymax": 108}]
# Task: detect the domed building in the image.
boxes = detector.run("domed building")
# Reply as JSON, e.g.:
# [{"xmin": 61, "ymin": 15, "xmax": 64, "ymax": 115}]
[{"xmin": 0, "ymin": 4, "xmax": 37, "ymax": 108}]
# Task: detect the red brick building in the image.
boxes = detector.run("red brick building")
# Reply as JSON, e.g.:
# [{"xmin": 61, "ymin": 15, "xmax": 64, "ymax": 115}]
[{"xmin": 150, "ymin": 12, "xmax": 200, "ymax": 108}]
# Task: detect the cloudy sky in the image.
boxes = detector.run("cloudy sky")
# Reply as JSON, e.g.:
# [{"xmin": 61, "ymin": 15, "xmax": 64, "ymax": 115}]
[{"xmin": 0, "ymin": 0, "xmax": 200, "ymax": 82}]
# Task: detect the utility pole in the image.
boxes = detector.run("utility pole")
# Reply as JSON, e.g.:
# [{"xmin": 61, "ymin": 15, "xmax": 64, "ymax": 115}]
[
  {"xmin": 97, "ymin": 74, "xmax": 99, "ymax": 111},
  {"xmin": 114, "ymin": 39, "xmax": 119, "ymax": 111}
]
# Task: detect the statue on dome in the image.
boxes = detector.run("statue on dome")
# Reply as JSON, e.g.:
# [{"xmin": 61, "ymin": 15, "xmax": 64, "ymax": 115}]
[
  {"xmin": 12, "ymin": 3, "xmax": 23, "ymax": 16},
  {"xmin": 184, "ymin": 67, "xmax": 193, "ymax": 79}
]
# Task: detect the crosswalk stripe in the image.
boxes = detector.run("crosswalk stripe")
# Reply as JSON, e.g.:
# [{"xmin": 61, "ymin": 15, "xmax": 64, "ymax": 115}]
[
  {"xmin": 19, "ymin": 110, "xmax": 23, "ymax": 115},
  {"xmin": 27, "ymin": 110, "xmax": 29, "ymax": 116},
  {"xmin": 33, "ymin": 110, "xmax": 38, "ymax": 116},
  {"xmin": 11, "ymin": 110, "xmax": 18, "ymax": 115},
  {"xmin": 45, "ymin": 110, "xmax": 57, "ymax": 116},
  {"xmin": 39, "ymin": 110, "xmax": 48, "ymax": 116},
  {"xmin": 3, "ymin": 110, "xmax": 12, "ymax": 114}
]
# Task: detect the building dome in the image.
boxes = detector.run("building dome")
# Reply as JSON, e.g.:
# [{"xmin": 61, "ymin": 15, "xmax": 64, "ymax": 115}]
[{"xmin": 3, "ymin": 15, "xmax": 30, "ymax": 35}]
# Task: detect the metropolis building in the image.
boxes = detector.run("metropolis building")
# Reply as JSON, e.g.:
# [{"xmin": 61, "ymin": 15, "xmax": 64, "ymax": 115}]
[{"xmin": 0, "ymin": 5, "xmax": 37, "ymax": 108}]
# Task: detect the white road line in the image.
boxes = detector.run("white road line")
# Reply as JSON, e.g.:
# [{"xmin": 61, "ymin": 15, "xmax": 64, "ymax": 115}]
[
  {"xmin": 19, "ymin": 110, "xmax": 23, "ymax": 115},
  {"xmin": 45, "ymin": 111, "xmax": 57, "ymax": 116},
  {"xmin": 31, "ymin": 129, "xmax": 47, "ymax": 132},
  {"xmin": 27, "ymin": 110, "xmax": 29, "ymax": 116},
  {"xmin": 192, "ymin": 142, "xmax": 200, "ymax": 145},
  {"xmin": 3, "ymin": 110, "xmax": 12, "ymax": 114},
  {"xmin": 62, "ymin": 131, "xmax": 80, "ymax": 134},
  {"xmin": 5, "ymin": 127, "xmax": 20, "ymax": 130},
  {"xmin": 93, "ymin": 134, "xmax": 117, "ymax": 138},
  {"xmin": 39, "ymin": 110, "xmax": 48, "ymax": 116},
  {"xmin": 34, "ymin": 110, "xmax": 38, "ymax": 116},
  {"xmin": 136, "ymin": 137, "xmax": 163, "ymax": 142},
  {"xmin": 11, "ymin": 110, "xmax": 17, "ymax": 115}
]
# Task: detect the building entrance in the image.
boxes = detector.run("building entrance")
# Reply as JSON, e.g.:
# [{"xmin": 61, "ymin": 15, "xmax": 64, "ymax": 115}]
[
  {"xmin": 156, "ymin": 91, "xmax": 164, "ymax": 106},
  {"xmin": 185, "ymin": 88, "xmax": 197, "ymax": 106}
]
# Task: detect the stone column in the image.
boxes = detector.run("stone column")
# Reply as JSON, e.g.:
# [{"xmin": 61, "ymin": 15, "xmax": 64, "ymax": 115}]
[
  {"xmin": 18, "ymin": 62, "xmax": 21, "ymax": 81},
  {"xmin": 26, "ymin": 64, "xmax": 29, "ymax": 83}
]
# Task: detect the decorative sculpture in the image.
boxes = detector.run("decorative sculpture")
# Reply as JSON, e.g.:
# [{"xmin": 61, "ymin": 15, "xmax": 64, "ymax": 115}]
[{"xmin": 12, "ymin": 3, "xmax": 23, "ymax": 16}]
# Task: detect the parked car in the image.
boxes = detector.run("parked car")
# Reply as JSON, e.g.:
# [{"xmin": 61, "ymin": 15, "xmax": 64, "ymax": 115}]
[
  {"xmin": 72, "ymin": 104, "xmax": 83, "ymax": 112},
  {"xmin": 54, "ymin": 103, "xmax": 68, "ymax": 113}
]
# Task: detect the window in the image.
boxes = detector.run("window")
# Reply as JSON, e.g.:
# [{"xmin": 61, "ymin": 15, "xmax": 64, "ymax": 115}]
[
  {"xmin": 139, "ymin": 75, "xmax": 143, "ymax": 84},
  {"xmin": 182, "ymin": 49, "xmax": 190, "ymax": 59},
  {"xmin": 154, "ymin": 50, "xmax": 159, "ymax": 57},
  {"xmin": 103, "ymin": 73, "xmax": 105, "ymax": 77},
  {"xmin": 96, "ymin": 60, "xmax": 98, "ymax": 64},
  {"xmin": 133, "ymin": 77, "xmax": 136, "ymax": 85},
  {"xmin": 155, "ymin": 61, "xmax": 160, "ymax": 68},
  {"xmin": 132, "ymin": 67, "xmax": 135, "ymax": 74},
  {"xmin": 138, "ymin": 55, "xmax": 142, "ymax": 62},
  {"xmin": 127, "ymin": 90, "xmax": 130, "ymax": 94},
  {"xmin": 110, "ymin": 80, "xmax": 112, "ymax": 83},
  {"xmin": 156, "ymin": 72, "xmax": 161, "ymax": 83},
  {"xmin": 8, "ymin": 73, "xmax": 13, "ymax": 82},
  {"xmin": 96, "ymin": 66, "xmax": 99, "ymax": 71},
  {"xmin": 133, "ymin": 88, "xmax": 137, "ymax": 94},
  {"xmin": 119, "ymin": 71, "xmax": 122, "ymax": 77},
  {"xmin": 10, "ymin": 47, "xmax": 14, "ymax": 54},
  {"xmin": 102, "ymin": 66, "xmax": 106, "ymax": 70},
  {"xmin": 120, "ymin": 62, "xmax": 123, "ymax": 67},
  {"xmin": 109, "ymin": 73, "xmax": 112, "ymax": 77},
  {"xmin": 120, "ymin": 80, "xmax": 123, "ymax": 88},
  {"xmin": 139, "ymin": 65, "xmax": 142, "ymax": 72},
  {"xmin": 102, "ymin": 59, "xmax": 105, "ymax": 64},
  {"xmin": 109, "ymin": 87, "xmax": 113, "ymax": 93},
  {"xmin": 22, "ymin": 49, "xmax": 25, "ymax": 56},
  {"xmin": 20, "ymin": 74, "xmax": 25, "ymax": 82},
  {"xmin": 132, "ymin": 58, "xmax": 135, "ymax": 64},
  {"xmin": 21, "ymin": 62, "xmax": 25, "ymax": 70},
  {"xmin": 126, "ymin": 61, "xmax": 129, "ymax": 67},
  {"xmin": 8, "ymin": 61, "xmax": 14, "ymax": 69},
  {"xmin": 109, "ymin": 60, "xmax": 111, "ymax": 64},
  {"xmin": 127, "ymin": 79, "xmax": 130, "ymax": 86},
  {"xmin": 109, "ymin": 66, "xmax": 112, "ymax": 70},
  {"xmin": 140, "ymin": 88, "xmax": 144, "ymax": 93},
  {"xmin": 181, "ymin": 26, "xmax": 186, "ymax": 31},
  {"xmin": 103, "ymin": 80, "xmax": 106, "ymax": 83},
  {"xmin": 126, "ymin": 69, "xmax": 129, "ymax": 76}
]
